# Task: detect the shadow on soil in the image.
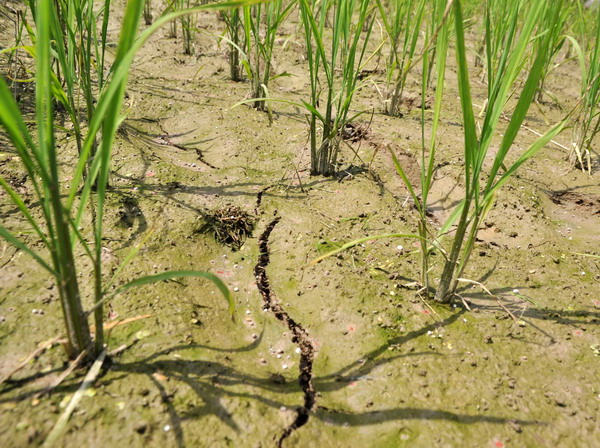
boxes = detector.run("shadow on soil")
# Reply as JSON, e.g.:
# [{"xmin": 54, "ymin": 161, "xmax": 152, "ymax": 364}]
[{"xmin": 1, "ymin": 308, "xmax": 549, "ymax": 447}]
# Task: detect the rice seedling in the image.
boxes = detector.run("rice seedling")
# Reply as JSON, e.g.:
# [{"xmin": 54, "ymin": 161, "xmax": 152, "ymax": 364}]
[
  {"xmin": 243, "ymin": 0, "xmax": 296, "ymax": 111},
  {"xmin": 533, "ymin": 0, "xmax": 572, "ymax": 104},
  {"xmin": 164, "ymin": 0, "xmax": 198, "ymax": 54},
  {"xmin": 434, "ymin": 0, "xmax": 569, "ymax": 302},
  {"xmin": 376, "ymin": 0, "xmax": 426, "ymax": 117},
  {"xmin": 0, "ymin": 0, "xmax": 258, "ymax": 361},
  {"xmin": 390, "ymin": 0, "xmax": 450, "ymax": 295},
  {"xmin": 298, "ymin": 0, "xmax": 375, "ymax": 176},
  {"xmin": 144, "ymin": 0, "xmax": 153, "ymax": 25},
  {"xmin": 568, "ymin": 3, "xmax": 600, "ymax": 173},
  {"xmin": 181, "ymin": 0, "xmax": 199, "ymax": 55},
  {"xmin": 221, "ymin": 6, "xmax": 246, "ymax": 81}
]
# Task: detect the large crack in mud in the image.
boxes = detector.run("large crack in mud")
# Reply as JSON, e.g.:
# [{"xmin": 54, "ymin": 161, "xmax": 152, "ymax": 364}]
[{"xmin": 254, "ymin": 216, "xmax": 316, "ymax": 447}]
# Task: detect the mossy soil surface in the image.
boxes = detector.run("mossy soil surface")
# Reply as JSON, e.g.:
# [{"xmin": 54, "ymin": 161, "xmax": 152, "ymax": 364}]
[{"xmin": 1, "ymin": 3, "xmax": 600, "ymax": 447}]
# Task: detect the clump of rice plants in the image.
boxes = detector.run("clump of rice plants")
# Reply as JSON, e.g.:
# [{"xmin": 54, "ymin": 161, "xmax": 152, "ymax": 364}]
[
  {"xmin": 144, "ymin": 0, "xmax": 153, "ymax": 24},
  {"xmin": 167, "ymin": 0, "xmax": 199, "ymax": 54},
  {"xmin": 221, "ymin": 6, "xmax": 246, "ymax": 81},
  {"xmin": 390, "ymin": 0, "xmax": 450, "ymax": 295},
  {"xmin": 298, "ymin": 0, "xmax": 375, "ymax": 176},
  {"xmin": 376, "ymin": 0, "xmax": 426, "ymax": 117},
  {"xmin": 181, "ymin": 0, "xmax": 199, "ymax": 55},
  {"xmin": 243, "ymin": 0, "xmax": 296, "ymax": 112},
  {"xmin": 568, "ymin": 3, "xmax": 600, "ymax": 173},
  {"xmin": 533, "ymin": 0, "xmax": 572, "ymax": 104},
  {"xmin": 434, "ymin": 0, "xmax": 569, "ymax": 302}
]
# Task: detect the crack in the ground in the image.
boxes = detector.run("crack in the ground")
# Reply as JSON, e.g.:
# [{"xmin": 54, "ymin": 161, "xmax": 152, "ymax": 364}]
[
  {"xmin": 254, "ymin": 216, "xmax": 316, "ymax": 447},
  {"xmin": 255, "ymin": 185, "xmax": 273, "ymax": 215},
  {"xmin": 157, "ymin": 122, "xmax": 217, "ymax": 169}
]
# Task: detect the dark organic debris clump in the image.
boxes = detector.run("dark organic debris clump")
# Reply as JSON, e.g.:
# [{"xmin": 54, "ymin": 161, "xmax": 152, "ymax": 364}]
[
  {"xmin": 341, "ymin": 121, "xmax": 370, "ymax": 142},
  {"xmin": 198, "ymin": 206, "xmax": 255, "ymax": 250},
  {"xmin": 118, "ymin": 196, "xmax": 142, "ymax": 228}
]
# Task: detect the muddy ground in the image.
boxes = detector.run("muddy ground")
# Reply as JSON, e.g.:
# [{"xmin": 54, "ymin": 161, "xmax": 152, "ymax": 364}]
[{"xmin": 1, "ymin": 2, "xmax": 599, "ymax": 447}]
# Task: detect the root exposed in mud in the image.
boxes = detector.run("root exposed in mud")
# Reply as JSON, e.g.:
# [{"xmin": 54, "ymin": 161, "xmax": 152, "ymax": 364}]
[{"xmin": 254, "ymin": 217, "xmax": 316, "ymax": 447}]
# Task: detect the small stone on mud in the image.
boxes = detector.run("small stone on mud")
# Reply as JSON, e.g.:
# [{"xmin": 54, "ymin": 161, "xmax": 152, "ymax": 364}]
[{"xmin": 163, "ymin": 425, "xmax": 171, "ymax": 432}]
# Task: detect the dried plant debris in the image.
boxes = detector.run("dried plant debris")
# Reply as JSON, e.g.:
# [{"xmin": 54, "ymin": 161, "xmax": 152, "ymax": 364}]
[
  {"xmin": 198, "ymin": 206, "xmax": 255, "ymax": 250},
  {"xmin": 341, "ymin": 121, "xmax": 370, "ymax": 142}
]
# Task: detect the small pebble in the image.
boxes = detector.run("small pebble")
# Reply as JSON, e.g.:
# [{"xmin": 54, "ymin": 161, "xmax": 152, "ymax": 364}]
[{"xmin": 163, "ymin": 425, "xmax": 171, "ymax": 432}]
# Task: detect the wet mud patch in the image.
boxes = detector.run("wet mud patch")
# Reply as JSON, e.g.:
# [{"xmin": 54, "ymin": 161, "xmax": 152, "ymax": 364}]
[
  {"xmin": 548, "ymin": 189, "xmax": 600, "ymax": 216},
  {"xmin": 197, "ymin": 206, "xmax": 255, "ymax": 250}
]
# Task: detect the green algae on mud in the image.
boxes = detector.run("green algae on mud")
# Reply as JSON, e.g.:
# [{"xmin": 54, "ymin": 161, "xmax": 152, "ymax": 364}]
[{"xmin": 1, "ymin": 2, "xmax": 600, "ymax": 447}]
